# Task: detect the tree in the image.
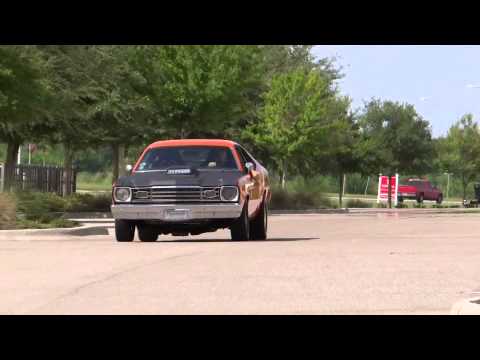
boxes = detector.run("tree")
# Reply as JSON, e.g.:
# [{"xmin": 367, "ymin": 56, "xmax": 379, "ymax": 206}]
[
  {"xmin": 0, "ymin": 45, "xmax": 52, "ymax": 190},
  {"xmin": 245, "ymin": 67, "xmax": 348, "ymax": 189},
  {"xmin": 85, "ymin": 46, "xmax": 152, "ymax": 183},
  {"xmin": 357, "ymin": 99, "xmax": 434, "ymax": 207},
  {"xmin": 437, "ymin": 114, "xmax": 480, "ymax": 200},
  {"xmin": 239, "ymin": 46, "xmax": 344, "ymax": 174},
  {"xmin": 313, "ymin": 107, "xmax": 360, "ymax": 207},
  {"xmin": 128, "ymin": 45, "xmax": 266, "ymax": 140},
  {"xmin": 36, "ymin": 45, "xmax": 116, "ymax": 195}
]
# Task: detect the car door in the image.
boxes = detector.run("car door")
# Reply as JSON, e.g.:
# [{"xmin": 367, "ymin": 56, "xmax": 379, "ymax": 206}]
[
  {"xmin": 424, "ymin": 182, "xmax": 434, "ymax": 200},
  {"xmin": 236, "ymin": 145, "xmax": 264, "ymax": 218}
]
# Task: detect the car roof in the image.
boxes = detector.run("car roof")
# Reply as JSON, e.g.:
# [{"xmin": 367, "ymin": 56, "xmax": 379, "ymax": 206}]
[{"xmin": 148, "ymin": 139, "xmax": 239, "ymax": 149}]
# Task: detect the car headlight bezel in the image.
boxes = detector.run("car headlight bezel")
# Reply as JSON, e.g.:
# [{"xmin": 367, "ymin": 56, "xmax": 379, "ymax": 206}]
[
  {"xmin": 113, "ymin": 187, "xmax": 132, "ymax": 203},
  {"xmin": 220, "ymin": 186, "xmax": 239, "ymax": 202}
]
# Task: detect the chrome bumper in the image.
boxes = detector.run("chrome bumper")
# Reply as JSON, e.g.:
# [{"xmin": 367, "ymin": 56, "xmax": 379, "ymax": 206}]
[
  {"xmin": 111, "ymin": 203, "xmax": 242, "ymax": 221},
  {"xmin": 399, "ymin": 193, "xmax": 416, "ymax": 197}
]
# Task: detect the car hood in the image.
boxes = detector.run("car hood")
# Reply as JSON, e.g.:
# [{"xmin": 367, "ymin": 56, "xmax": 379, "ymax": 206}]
[{"xmin": 115, "ymin": 169, "xmax": 245, "ymax": 188}]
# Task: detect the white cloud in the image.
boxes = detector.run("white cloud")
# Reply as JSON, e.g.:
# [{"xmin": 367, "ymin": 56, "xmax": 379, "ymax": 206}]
[
  {"xmin": 466, "ymin": 84, "xmax": 480, "ymax": 88},
  {"xmin": 420, "ymin": 96, "xmax": 431, "ymax": 102}
]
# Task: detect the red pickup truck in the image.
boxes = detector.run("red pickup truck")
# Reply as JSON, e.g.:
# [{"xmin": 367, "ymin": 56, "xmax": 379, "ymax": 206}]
[{"xmin": 397, "ymin": 179, "xmax": 443, "ymax": 204}]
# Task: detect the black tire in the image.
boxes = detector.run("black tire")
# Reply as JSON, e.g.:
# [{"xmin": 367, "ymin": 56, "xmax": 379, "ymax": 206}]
[
  {"xmin": 115, "ymin": 219, "xmax": 135, "ymax": 242},
  {"xmin": 436, "ymin": 194, "xmax": 443, "ymax": 204},
  {"xmin": 417, "ymin": 194, "xmax": 424, "ymax": 204},
  {"xmin": 230, "ymin": 201, "xmax": 250, "ymax": 241},
  {"xmin": 138, "ymin": 225, "xmax": 158, "ymax": 242},
  {"xmin": 398, "ymin": 196, "xmax": 404, "ymax": 203},
  {"xmin": 250, "ymin": 200, "xmax": 268, "ymax": 240}
]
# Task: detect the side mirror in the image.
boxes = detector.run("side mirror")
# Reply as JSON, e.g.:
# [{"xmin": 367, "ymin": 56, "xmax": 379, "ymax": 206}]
[
  {"xmin": 245, "ymin": 162, "xmax": 255, "ymax": 174},
  {"xmin": 125, "ymin": 164, "xmax": 133, "ymax": 173}
]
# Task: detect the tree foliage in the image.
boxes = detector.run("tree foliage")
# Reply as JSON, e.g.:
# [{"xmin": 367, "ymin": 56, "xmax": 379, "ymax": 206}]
[
  {"xmin": 357, "ymin": 99, "xmax": 434, "ymax": 176},
  {"xmin": 437, "ymin": 114, "xmax": 480, "ymax": 200},
  {"xmin": 244, "ymin": 66, "xmax": 351, "ymax": 189}
]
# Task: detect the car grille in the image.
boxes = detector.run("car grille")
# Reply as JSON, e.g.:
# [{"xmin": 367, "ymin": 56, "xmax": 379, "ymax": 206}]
[{"xmin": 132, "ymin": 186, "xmax": 221, "ymax": 203}]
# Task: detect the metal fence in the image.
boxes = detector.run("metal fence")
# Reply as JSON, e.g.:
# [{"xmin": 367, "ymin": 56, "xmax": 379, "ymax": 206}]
[{"xmin": 0, "ymin": 164, "xmax": 77, "ymax": 196}]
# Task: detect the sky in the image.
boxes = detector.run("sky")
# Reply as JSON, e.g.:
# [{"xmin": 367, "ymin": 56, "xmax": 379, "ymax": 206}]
[{"xmin": 311, "ymin": 45, "xmax": 480, "ymax": 138}]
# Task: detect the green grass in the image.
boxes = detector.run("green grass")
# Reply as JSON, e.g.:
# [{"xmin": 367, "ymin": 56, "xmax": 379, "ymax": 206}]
[
  {"xmin": 76, "ymin": 172, "xmax": 113, "ymax": 191},
  {"xmin": 270, "ymin": 185, "xmax": 336, "ymax": 210},
  {"xmin": 345, "ymin": 199, "xmax": 373, "ymax": 208}
]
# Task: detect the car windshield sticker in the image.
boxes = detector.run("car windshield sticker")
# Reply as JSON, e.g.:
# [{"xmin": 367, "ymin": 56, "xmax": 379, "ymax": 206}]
[{"xmin": 167, "ymin": 169, "xmax": 191, "ymax": 175}]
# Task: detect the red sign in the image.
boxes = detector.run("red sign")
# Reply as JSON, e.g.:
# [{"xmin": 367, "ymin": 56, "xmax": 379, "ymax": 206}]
[{"xmin": 377, "ymin": 174, "xmax": 398, "ymax": 205}]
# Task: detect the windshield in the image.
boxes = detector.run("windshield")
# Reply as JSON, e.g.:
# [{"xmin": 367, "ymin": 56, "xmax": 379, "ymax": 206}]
[
  {"xmin": 404, "ymin": 180, "xmax": 423, "ymax": 187},
  {"xmin": 136, "ymin": 146, "xmax": 239, "ymax": 171}
]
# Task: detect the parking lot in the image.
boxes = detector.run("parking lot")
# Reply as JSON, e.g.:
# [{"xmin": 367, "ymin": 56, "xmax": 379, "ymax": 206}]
[{"xmin": 1, "ymin": 211, "xmax": 480, "ymax": 314}]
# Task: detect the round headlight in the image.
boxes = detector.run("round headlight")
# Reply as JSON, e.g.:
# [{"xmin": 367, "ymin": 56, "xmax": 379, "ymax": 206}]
[
  {"xmin": 220, "ymin": 186, "xmax": 239, "ymax": 202},
  {"xmin": 114, "ymin": 187, "xmax": 132, "ymax": 202}
]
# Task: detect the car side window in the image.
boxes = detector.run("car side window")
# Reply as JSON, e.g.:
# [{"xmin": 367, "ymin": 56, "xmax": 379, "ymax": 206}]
[
  {"xmin": 235, "ymin": 146, "xmax": 248, "ymax": 171},
  {"xmin": 239, "ymin": 146, "xmax": 255, "ymax": 165}
]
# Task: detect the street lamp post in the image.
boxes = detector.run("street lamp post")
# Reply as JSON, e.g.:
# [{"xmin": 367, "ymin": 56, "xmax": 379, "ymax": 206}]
[{"xmin": 444, "ymin": 172, "xmax": 451, "ymax": 200}]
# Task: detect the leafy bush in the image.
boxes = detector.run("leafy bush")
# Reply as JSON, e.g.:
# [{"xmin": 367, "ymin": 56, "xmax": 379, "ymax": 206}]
[
  {"xmin": 414, "ymin": 203, "xmax": 426, "ymax": 208},
  {"xmin": 395, "ymin": 202, "xmax": 409, "ymax": 208},
  {"xmin": 14, "ymin": 192, "xmax": 111, "ymax": 224},
  {"xmin": 64, "ymin": 193, "xmax": 111, "ymax": 212},
  {"xmin": 270, "ymin": 186, "xmax": 335, "ymax": 210},
  {"xmin": 375, "ymin": 202, "xmax": 387, "ymax": 208},
  {"xmin": 14, "ymin": 191, "xmax": 66, "ymax": 222},
  {"xmin": 0, "ymin": 193, "xmax": 16, "ymax": 230},
  {"xmin": 346, "ymin": 199, "xmax": 373, "ymax": 208}
]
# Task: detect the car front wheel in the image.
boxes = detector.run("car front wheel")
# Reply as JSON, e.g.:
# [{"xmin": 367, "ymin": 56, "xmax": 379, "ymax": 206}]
[
  {"xmin": 138, "ymin": 225, "xmax": 159, "ymax": 242},
  {"xmin": 230, "ymin": 201, "xmax": 250, "ymax": 241},
  {"xmin": 436, "ymin": 195, "xmax": 443, "ymax": 204},
  {"xmin": 250, "ymin": 200, "xmax": 267, "ymax": 240},
  {"xmin": 115, "ymin": 220, "xmax": 135, "ymax": 242}
]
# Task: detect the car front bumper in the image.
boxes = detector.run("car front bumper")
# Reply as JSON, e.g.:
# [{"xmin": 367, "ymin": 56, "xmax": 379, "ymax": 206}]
[
  {"xmin": 111, "ymin": 203, "xmax": 243, "ymax": 221},
  {"xmin": 398, "ymin": 193, "xmax": 416, "ymax": 198}
]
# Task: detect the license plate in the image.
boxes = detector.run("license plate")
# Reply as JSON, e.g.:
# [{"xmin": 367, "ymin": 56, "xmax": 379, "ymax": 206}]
[{"xmin": 164, "ymin": 209, "xmax": 191, "ymax": 221}]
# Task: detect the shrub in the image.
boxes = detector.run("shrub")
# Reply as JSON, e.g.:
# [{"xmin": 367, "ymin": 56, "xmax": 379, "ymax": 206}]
[
  {"xmin": 395, "ymin": 202, "xmax": 409, "ymax": 208},
  {"xmin": 13, "ymin": 192, "xmax": 112, "ymax": 223},
  {"xmin": 269, "ymin": 186, "xmax": 335, "ymax": 210},
  {"xmin": 14, "ymin": 191, "xmax": 66, "ymax": 222},
  {"xmin": 64, "ymin": 193, "xmax": 111, "ymax": 212},
  {"xmin": 0, "ymin": 193, "xmax": 16, "ymax": 230},
  {"xmin": 414, "ymin": 203, "xmax": 426, "ymax": 208},
  {"xmin": 375, "ymin": 202, "xmax": 387, "ymax": 208},
  {"xmin": 346, "ymin": 199, "xmax": 373, "ymax": 208}
]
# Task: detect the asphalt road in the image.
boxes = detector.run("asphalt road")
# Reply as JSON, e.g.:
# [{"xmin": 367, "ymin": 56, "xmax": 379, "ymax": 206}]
[{"xmin": 2, "ymin": 212, "xmax": 480, "ymax": 314}]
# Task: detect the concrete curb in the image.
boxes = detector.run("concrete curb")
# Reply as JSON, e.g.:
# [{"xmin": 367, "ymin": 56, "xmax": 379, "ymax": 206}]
[
  {"xmin": 63, "ymin": 212, "xmax": 113, "ymax": 219},
  {"xmin": 62, "ymin": 208, "xmax": 480, "ymax": 219},
  {"xmin": 347, "ymin": 208, "xmax": 480, "ymax": 215},
  {"xmin": 271, "ymin": 209, "xmax": 349, "ymax": 215},
  {"xmin": 0, "ymin": 224, "xmax": 110, "ymax": 239}
]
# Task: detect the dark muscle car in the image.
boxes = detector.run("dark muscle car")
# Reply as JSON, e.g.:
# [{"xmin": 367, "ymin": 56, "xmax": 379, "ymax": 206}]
[{"xmin": 111, "ymin": 139, "xmax": 271, "ymax": 242}]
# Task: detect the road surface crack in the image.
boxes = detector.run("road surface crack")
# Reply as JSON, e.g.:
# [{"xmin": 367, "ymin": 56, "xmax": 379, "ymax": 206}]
[{"xmin": 27, "ymin": 251, "xmax": 201, "ymax": 314}]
